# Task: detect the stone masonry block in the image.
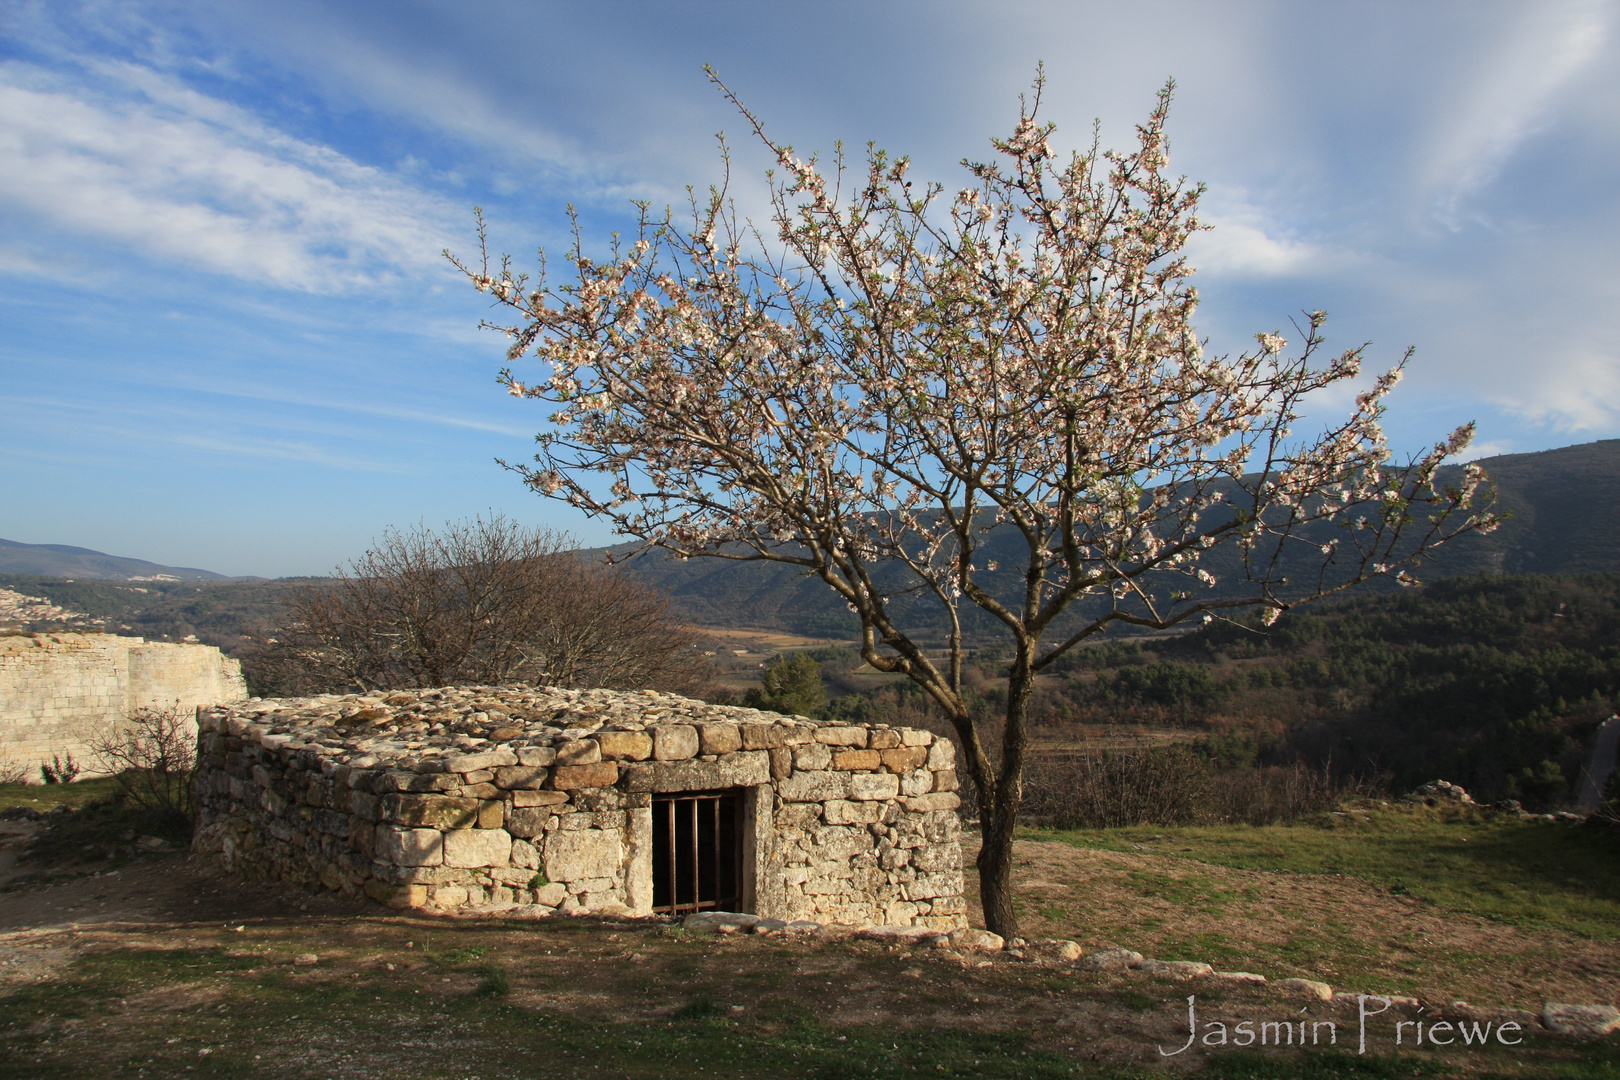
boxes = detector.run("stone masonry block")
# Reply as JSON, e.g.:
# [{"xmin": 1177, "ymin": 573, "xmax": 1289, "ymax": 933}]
[
  {"xmin": 880, "ymin": 746, "xmax": 929, "ymax": 772},
  {"xmin": 739, "ymin": 724, "xmax": 782, "ymax": 750},
  {"xmin": 550, "ymin": 762, "xmax": 619, "ymax": 789},
  {"xmin": 652, "ymin": 725, "xmax": 699, "ymax": 761},
  {"xmin": 900, "ymin": 768, "xmax": 934, "ymax": 796},
  {"xmin": 512, "ymin": 790, "xmax": 569, "ymax": 808},
  {"xmin": 381, "ymin": 794, "xmax": 478, "ymax": 829},
  {"xmin": 849, "ymin": 772, "xmax": 900, "ymax": 800},
  {"xmin": 833, "ymin": 749, "xmax": 881, "ymax": 771},
  {"xmin": 619, "ymin": 751, "xmax": 770, "ymax": 793},
  {"xmin": 867, "ymin": 729, "xmax": 902, "ymax": 750},
  {"xmin": 440, "ymin": 749, "xmax": 518, "ymax": 773},
  {"xmin": 926, "ymin": 740, "xmax": 955, "ymax": 769},
  {"xmin": 793, "ymin": 743, "xmax": 832, "ymax": 770},
  {"xmin": 777, "ymin": 770, "xmax": 851, "ymax": 802},
  {"xmin": 505, "ymin": 807, "xmax": 551, "ymax": 838},
  {"xmin": 594, "ymin": 731, "xmax": 653, "ymax": 761},
  {"xmin": 444, "ymin": 828, "xmax": 512, "ymax": 868},
  {"xmin": 543, "ymin": 829, "xmax": 622, "ymax": 882},
  {"xmin": 376, "ymin": 825, "xmax": 444, "ymax": 867},
  {"xmin": 555, "ymin": 740, "xmax": 602, "ymax": 766},
  {"xmin": 824, "ymin": 799, "xmax": 884, "ymax": 825},
  {"xmin": 932, "ymin": 769, "xmax": 958, "ymax": 792},
  {"xmin": 516, "ymin": 746, "xmax": 557, "ymax": 767},
  {"xmin": 493, "ymin": 765, "xmax": 549, "ymax": 790},
  {"xmin": 698, "ymin": 724, "xmax": 741, "ymax": 755},
  {"xmin": 814, "ymin": 726, "xmax": 867, "ymax": 747}
]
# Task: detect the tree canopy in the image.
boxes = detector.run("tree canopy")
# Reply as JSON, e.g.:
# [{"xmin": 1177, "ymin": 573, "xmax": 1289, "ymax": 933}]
[{"xmin": 452, "ymin": 71, "xmax": 1496, "ymax": 935}]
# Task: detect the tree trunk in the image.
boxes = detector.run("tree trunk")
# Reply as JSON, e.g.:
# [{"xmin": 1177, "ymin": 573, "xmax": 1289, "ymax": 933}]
[{"xmin": 976, "ymin": 649, "xmax": 1033, "ymax": 940}]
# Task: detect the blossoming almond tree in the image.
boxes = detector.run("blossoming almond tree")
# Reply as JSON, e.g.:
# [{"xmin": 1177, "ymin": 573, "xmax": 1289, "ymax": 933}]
[{"xmin": 449, "ymin": 73, "xmax": 1496, "ymax": 937}]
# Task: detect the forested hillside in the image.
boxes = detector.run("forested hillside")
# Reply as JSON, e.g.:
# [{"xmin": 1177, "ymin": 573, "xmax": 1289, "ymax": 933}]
[{"xmin": 817, "ymin": 574, "xmax": 1619, "ymax": 809}]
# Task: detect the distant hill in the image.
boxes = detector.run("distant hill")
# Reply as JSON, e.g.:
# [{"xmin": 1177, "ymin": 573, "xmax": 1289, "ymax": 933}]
[
  {"xmin": 0, "ymin": 538, "xmax": 236, "ymax": 581},
  {"xmin": 610, "ymin": 439, "xmax": 1620, "ymax": 638}
]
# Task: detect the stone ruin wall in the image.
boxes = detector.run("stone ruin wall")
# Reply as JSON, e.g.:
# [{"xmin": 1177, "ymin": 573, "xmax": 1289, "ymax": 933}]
[
  {"xmin": 191, "ymin": 686, "xmax": 965, "ymax": 929},
  {"xmin": 0, "ymin": 633, "xmax": 247, "ymax": 780}
]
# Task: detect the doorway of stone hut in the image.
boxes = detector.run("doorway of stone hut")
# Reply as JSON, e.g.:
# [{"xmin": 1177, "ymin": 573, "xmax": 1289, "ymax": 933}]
[{"xmin": 652, "ymin": 789, "xmax": 743, "ymax": 915}]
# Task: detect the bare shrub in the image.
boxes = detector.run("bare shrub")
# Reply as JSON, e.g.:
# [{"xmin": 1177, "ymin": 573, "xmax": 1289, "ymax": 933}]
[
  {"xmin": 0, "ymin": 760, "xmax": 28, "ymax": 786},
  {"xmin": 87, "ymin": 705, "xmax": 196, "ymax": 824},
  {"xmin": 1021, "ymin": 748, "xmax": 1373, "ymax": 829},
  {"xmin": 257, "ymin": 515, "xmax": 715, "ymax": 697},
  {"xmin": 39, "ymin": 752, "xmax": 81, "ymax": 785}
]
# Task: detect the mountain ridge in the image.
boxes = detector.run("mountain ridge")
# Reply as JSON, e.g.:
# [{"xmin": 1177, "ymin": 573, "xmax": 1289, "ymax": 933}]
[{"xmin": 0, "ymin": 538, "xmax": 239, "ymax": 582}]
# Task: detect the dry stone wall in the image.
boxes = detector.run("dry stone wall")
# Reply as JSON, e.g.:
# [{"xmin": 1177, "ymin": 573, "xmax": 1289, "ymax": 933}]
[
  {"xmin": 0, "ymin": 633, "xmax": 246, "ymax": 779},
  {"xmin": 192, "ymin": 686, "xmax": 965, "ymax": 929}
]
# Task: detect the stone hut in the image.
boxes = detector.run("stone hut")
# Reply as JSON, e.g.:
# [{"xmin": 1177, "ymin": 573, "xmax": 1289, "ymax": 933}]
[{"xmin": 191, "ymin": 686, "xmax": 965, "ymax": 929}]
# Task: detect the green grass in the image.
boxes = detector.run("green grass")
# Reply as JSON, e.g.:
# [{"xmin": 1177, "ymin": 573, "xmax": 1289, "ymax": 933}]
[
  {"xmin": 0, "ymin": 777, "xmax": 122, "ymax": 812},
  {"xmin": 1034, "ymin": 805, "xmax": 1620, "ymax": 941}
]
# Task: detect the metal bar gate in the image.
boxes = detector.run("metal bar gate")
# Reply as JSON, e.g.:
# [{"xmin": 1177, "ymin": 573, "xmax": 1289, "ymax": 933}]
[{"xmin": 652, "ymin": 789, "xmax": 741, "ymax": 915}]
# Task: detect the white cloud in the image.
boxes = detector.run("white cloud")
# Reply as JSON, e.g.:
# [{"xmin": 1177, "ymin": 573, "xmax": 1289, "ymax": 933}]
[
  {"xmin": 1455, "ymin": 438, "xmax": 1515, "ymax": 462},
  {"xmin": 0, "ymin": 59, "xmax": 461, "ymax": 291},
  {"xmin": 1491, "ymin": 345, "xmax": 1620, "ymax": 432},
  {"xmin": 1188, "ymin": 206, "xmax": 1324, "ymax": 278}
]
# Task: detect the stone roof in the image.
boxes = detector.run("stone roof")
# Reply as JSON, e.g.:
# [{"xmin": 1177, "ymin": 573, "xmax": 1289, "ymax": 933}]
[{"xmin": 204, "ymin": 685, "xmax": 826, "ymax": 772}]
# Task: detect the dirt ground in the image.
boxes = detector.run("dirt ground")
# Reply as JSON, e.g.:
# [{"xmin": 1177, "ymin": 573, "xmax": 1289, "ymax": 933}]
[{"xmin": 0, "ymin": 818, "xmax": 1615, "ymax": 1078}]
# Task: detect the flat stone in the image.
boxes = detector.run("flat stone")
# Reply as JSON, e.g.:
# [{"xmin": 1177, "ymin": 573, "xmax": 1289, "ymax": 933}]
[
  {"xmin": 1135, "ymin": 959, "xmax": 1214, "ymax": 979},
  {"xmin": 1212, "ymin": 971, "xmax": 1267, "ymax": 984},
  {"xmin": 860, "ymin": 925, "xmax": 945, "ymax": 944},
  {"xmin": 441, "ymin": 750, "xmax": 518, "ymax": 773},
  {"xmin": 1024, "ymin": 939, "xmax": 1083, "ymax": 962},
  {"xmin": 813, "ymin": 726, "xmax": 868, "ymax": 747},
  {"xmin": 1279, "ymin": 978, "xmax": 1334, "ymax": 1001},
  {"xmin": 512, "ymin": 789, "xmax": 569, "ymax": 808},
  {"xmin": 292, "ymin": 953, "xmax": 319, "ymax": 966},
  {"xmin": 1543, "ymin": 1004, "xmax": 1620, "ymax": 1037},
  {"xmin": 947, "ymin": 928, "xmax": 1004, "ymax": 952},
  {"xmin": 684, "ymin": 911, "xmax": 760, "ymax": 932},
  {"xmin": 1078, "ymin": 948, "xmax": 1142, "ymax": 971}
]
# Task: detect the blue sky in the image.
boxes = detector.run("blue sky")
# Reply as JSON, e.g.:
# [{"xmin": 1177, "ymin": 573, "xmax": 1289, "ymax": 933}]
[{"xmin": 2, "ymin": 1, "xmax": 1616, "ymax": 577}]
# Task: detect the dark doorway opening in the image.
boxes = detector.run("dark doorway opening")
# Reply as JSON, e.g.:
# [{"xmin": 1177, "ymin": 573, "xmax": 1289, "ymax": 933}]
[{"xmin": 652, "ymin": 789, "xmax": 742, "ymax": 915}]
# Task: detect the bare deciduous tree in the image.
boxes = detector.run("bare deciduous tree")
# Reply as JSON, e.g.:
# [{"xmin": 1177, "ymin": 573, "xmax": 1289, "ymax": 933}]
[
  {"xmin": 450, "ymin": 73, "xmax": 1496, "ymax": 937},
  {"xmin": 86, "ymin": 705, "xmax": 196, "ymax": 824},
  {"xmin": 267, "ymin": 516, "xmax": 712, "ymax": 696}
]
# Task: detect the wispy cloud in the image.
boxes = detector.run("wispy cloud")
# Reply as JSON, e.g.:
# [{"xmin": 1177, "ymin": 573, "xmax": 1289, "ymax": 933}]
[
  {"xmin": 1421, "ymin": 0, "xmax": 1610, "ymax": 220},
  {"xmin": 0, "ymin": 57, "xmax": 461, "ymax": 291}
]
